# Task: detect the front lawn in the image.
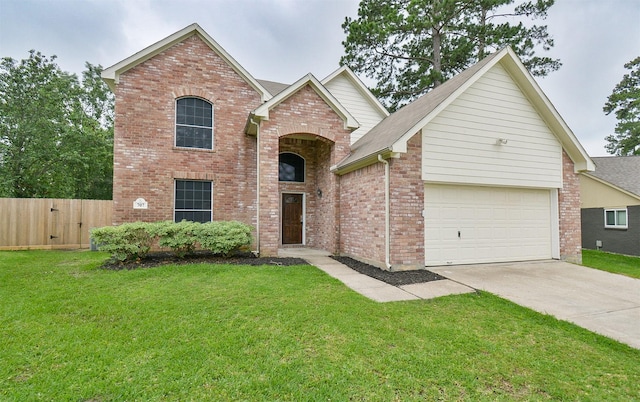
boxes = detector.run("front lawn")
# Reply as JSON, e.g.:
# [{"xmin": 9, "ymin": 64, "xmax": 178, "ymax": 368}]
[
  {"xmin": 1, "ymin": 250, "xmax": 639, "ymax": 400},
  {"xmin": 582, "ymin": 249, "xmax": 640, "ymax": 279}
]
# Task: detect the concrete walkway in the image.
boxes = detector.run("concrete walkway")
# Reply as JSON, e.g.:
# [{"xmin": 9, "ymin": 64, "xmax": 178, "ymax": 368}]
[
  {"xmin": 430, "ymin": 260, "xmax": 640, "ymax": 349},
  {"xmin": 278, "ymin": 248, "xmax": 474, "ymax": 302}
]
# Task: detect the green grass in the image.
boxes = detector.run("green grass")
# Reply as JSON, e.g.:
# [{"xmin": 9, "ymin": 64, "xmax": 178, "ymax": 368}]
[
  {"xmin": 1, "ymin": 251, "xmax": 639, "ymax": 401},
  {"xmin": 582, "ymin": 249, "xmax": 640, "ymax": 279}
]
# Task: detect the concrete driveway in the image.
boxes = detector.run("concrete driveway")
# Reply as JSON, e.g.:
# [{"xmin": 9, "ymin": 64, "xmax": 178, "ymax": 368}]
[{"xmin": 430, "ymin": 260, "xmax": 640, "ymax": 349}]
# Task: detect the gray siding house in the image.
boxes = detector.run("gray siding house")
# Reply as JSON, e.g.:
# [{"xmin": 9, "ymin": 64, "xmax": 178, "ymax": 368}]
[{"xmin": 580, "ymin": 156, "xmax": 640, "ymax": 256}]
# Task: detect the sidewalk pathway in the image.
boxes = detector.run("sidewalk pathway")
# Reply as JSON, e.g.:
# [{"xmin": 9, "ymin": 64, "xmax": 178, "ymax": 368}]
[{"xmin": 278, "ymin": 248, "xmax": 474, "ymax": 302}]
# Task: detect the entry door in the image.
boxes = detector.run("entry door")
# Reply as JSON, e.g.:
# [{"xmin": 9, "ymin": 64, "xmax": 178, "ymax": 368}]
[{"xmin": 282, "ymin": 193, "xmax": 303, "ymax": 244}]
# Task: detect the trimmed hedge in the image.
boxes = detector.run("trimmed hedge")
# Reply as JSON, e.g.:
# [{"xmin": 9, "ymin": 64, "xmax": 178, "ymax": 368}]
[{"xmin": 90, "ymin": 221, "xmax": 253, "ymax": 261}]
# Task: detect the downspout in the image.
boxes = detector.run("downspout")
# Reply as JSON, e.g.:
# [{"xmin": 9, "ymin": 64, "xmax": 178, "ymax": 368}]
[
  {"xmin": 250, "ymin": 117, "xmax": 260, "ymax": 256},
  {"xmin": 377, "ymin": 154, "xmax": 391, "ymax": 269}
]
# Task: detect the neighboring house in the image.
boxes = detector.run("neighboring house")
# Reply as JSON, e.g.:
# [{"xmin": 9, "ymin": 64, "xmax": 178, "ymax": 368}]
[
  {"xmin": 580, "ymin": 156, "xmax": 640, "ymax": 256},
  {"xmin": 102, "ymin": 23, "xmax": 594, "ymax": 270}
]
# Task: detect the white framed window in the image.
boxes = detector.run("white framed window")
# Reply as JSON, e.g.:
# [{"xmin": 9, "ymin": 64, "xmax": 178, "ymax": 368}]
[
  {"xmin": 174, "ymin": 180, "xmax": 212, "ymax": 223},
  {"xmin": 176, "ymin": 97, "xmax": 213, "ymax": 149},
  {"xmin": 604, "ymin": 208, "xmax": 627, "ymax": 229}
]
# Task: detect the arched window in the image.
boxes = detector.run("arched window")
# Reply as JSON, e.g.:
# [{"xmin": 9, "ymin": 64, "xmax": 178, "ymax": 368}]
[
  {"xmin": 176, "ymin": 97, "xmax": 213, "ymax": 149},
  {"xmin": 279, "ymin": 153, "xmax": 305, "ymax": 182}
]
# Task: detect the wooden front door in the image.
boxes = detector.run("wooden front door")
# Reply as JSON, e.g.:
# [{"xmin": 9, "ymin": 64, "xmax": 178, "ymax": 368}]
[{"xmin": 282, "ymin": 193, "xmax": 303, "ymax": 244}]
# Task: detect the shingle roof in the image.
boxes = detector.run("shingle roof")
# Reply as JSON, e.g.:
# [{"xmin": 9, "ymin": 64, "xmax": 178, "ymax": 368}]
[
  {"xmin": 589, "ymin": 156, "xmax": 640, "ymax": 196},
  {"xmin": 257, "ymin": 79, "xmax": 289, "ymax": 96},
  {"xmin": 335, "ymin": 50, "xmax": 503, "ymax": 170}
]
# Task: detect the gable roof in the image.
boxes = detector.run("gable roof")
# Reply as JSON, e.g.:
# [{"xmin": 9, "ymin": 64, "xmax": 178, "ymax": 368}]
[
  {"xmin": 247, "ymin": 73, "xmax": 360, "ymax": 134},
  {"xmin": 101, "ymin": 23, "xmax": 272, "ymax": 102},
  {"xmin": 334, "ymin": 47, "xmax": 595, "ymax": 174},
  {"xmin": 586, "ymin": 156, "xmax": 640, "ymax": 197}
]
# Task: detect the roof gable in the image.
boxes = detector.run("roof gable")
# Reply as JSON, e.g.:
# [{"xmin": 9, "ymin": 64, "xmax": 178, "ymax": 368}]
[
  {"xmin": 322, "ymin": 66, "xmax": 389, "ymax": 118},
  {"xmin": 335, "ymin": 47, "xmax": 594, "ymax": 174},
  {"xmin": 322, "ymin": 66, "xmax": 389, "ymax": 144},
  {"xmin": 247, "ymin": 73, "xmax": 359, "ymax": 134},
  {"xmin": 101, "ymin": 23, "xmax": 271, "ymax": 102}
]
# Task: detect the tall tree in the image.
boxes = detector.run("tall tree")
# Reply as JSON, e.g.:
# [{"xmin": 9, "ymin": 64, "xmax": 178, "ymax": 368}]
[
  {"xmin": 341, "ymin": 0, "xmax": 560, "ymax": 110},
  {"xmin": 603, "ymin": 56, "xmax": 640, "ymax": 156},
  {"xmin": 0, "ymin": 51, "xmax": 114, "ymax": 199}
]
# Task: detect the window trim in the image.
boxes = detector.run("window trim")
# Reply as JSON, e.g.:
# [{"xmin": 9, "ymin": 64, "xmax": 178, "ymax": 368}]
[
  {"xmin": 604, "ymin": 208, "xmax": 628, "ymax": 229},
  {"xmin": 175, "ymin": 97, "xmax": 214, "ymax": 150},
  {"xmin": 278, "ymin": 152, "xmax": 306, "ymax": 183},
  {"xmin": 174, "ymin": 179, "xmax": 213, "ymax": 223}
]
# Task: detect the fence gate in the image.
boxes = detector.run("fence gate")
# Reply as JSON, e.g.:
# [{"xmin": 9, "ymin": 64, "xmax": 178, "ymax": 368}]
[{"xmin": 0, "ymin": 198, "xmax": 112, "ymax": 250}]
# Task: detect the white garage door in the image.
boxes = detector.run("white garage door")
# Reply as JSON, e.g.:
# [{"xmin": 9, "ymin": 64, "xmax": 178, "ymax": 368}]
[{"xmin": 424, "ymin": 184, "xmax": 554, "ymax": 266}]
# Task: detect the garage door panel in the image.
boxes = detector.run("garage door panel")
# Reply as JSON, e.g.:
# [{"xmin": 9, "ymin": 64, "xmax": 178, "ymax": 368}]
[{"xmin": 425, "ymin": 184, "xmax": 553, "ymax": 266}]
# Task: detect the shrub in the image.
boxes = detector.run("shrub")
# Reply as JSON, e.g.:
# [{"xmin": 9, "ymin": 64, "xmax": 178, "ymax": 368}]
[
  {"xmin": 90, "ymin": 222, "xmax": 154, "ymax": 261},
  {"xmin": 150, "ymin": 220, "xmax": 198, "ymax": 258},
  {"xmin": 91, "ymin": 220, "xmax": 253, "ymax": 261},
  {"xmin": 197, "ymin": 221, "xmax": 253, "ymax": 256}
]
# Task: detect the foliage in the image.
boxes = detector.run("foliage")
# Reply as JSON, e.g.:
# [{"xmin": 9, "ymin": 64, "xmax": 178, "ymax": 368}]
[
  {"xmin": 0, "ymin": 50, "xmax": 114, "ymax": 199},
  {"xmin": 582, "ymin": 249, "xmax": 640, "ymax": 279},
  {"xmin": 197, "ymin": 220, "xmax": 253, "ymax": 256},
  {"xmin": 90, "ymin": 222, "xmax": 154, "ymax": 261},
  {"xmin": 1, "ymin": 250, "xmax": 639, "ymax": 400},
  {"xmin": 603, "ymin": 56, "xmax": 640, "ymax": 155},
  {"xmin": 150, "ymin": 220, "xmax": 200, "ymax": 258},
  {"xmin": 341, "ymin": 0, "xmax": 560, "ymax": 110},
  {"xmin": 91, "ymin": 220, "xmax": 253, "ymax": 261}
]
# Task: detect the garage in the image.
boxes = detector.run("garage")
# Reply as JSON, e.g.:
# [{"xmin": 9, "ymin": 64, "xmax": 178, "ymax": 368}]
[{"xmin": 424, "ymin": 184, "xmax": 556, "ymax": 266}]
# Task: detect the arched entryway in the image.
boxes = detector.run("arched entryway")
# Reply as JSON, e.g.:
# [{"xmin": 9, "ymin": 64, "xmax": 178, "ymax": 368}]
[{"xmin": 278, "ymin": 135, "xmax": 337, "ymax": 251}]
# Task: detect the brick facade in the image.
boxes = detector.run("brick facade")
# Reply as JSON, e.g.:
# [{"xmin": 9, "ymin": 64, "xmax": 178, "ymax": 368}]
[
  {"xmin": 388, "ymin": 133, "xmax": 424, "ymax": 269},
  {"xmin": 338, "ymin": 163, "xmax": 386, "ymax": 266},
  {"xmin": 257, "ymin": 85, "xmax": 351, "ymax": 256},
  {"xmin": 559, "ymin": 150, "xmax": 583, "ymax": 263},
  {"xmin": 112, "ymin": 36, "xmax": 260, "ymax": 233}
]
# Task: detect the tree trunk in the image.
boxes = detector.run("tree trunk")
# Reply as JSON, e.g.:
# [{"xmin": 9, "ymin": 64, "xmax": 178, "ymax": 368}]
[
  {"xmin": 432, "ymin": 26, "xmax": 442, "ymax": 87},
  {"xmin": 478, "ymin": 7, "xmax": 487, "ymax": 59}
]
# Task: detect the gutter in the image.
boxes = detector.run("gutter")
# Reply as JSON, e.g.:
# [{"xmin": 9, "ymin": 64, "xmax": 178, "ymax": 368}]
[
  {"xmin": 377, "ymin": 154, "xmax": 391, "ymax": 269},
  {"xmin": 250, "ymin": 117, "xmax": 260, "ymax": 256}
]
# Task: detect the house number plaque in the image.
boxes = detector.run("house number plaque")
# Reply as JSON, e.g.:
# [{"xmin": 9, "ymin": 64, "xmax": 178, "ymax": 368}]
[{"xmin": 133, "ymin": 198, "xmax": 148, "ymax": 209}]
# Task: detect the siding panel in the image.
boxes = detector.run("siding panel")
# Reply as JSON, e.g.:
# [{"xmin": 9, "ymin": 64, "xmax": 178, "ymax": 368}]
[
  {"xmin": 422, "ymin": 63, "xmax": 562, "ymax": 188},
  {"xmin": 324, "ymin": 75, "xmax": 386, "ymax": 144}
]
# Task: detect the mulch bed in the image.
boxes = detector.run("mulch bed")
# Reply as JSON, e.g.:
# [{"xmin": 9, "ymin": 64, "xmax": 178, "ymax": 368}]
[
  {"xmin": 100, "ymin": 250, "xmax": 306, "ymax": 270},
  {"xmin": 100, "ymin": 251, "xmax": 445, "ymax": 287},
  {"xmin": 331, "ymin": 256, "xmax": 445, "ymax": 286}
]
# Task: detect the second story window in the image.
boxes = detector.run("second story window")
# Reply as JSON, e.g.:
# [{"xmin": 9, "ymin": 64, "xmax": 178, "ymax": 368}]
[{"xmin": 176, "ymin": 97, "xmax": 213, "ymax": 149}]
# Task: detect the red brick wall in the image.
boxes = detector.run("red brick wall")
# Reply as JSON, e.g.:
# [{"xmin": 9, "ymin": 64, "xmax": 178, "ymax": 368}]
[
  {"xmin": 257, "ymin": 85, "xmax": 351, "ymax": 256},
  {"xmin": 388, "ymin": 133, "xmax": 424, "ymax": 269},
  {"xmin": 338, "ymin": 163, "xmax": 386, "ymax": 267},
  {"xmin": 559, "ymin": 150, "xmax": 582, "ymax": 263},
  {"xmin": 112, "ymin": 35, "xmax": 261, "ymax": 235},
  {"xmin": 338, "ymin": 133, "xmax": 424, "ymax": 270}
]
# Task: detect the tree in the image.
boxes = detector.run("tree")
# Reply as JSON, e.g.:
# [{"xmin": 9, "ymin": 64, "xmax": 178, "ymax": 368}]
[
  {"xmin": 341, "ymin": 0, "xmax": 561, "ymax": 110},
  {"xmin": 603, "ymin": 56, "xmax": 640, "ymax": 156},
  {"xmin": 0, "ymin": 51, "xmax": 114, "ymax": 199}
]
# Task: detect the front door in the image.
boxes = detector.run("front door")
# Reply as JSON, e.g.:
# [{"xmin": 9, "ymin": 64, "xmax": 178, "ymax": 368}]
[{"xmin": 282, "ymin": 193, "xmax": 303, "ymax": 244}]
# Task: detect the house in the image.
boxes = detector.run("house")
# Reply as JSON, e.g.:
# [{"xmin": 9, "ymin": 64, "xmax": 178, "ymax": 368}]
[
  {"xmin": 102, "ymin": 23, "xmax": 594, "ymax": 270},
  {"xmin": 580, "ymin": 156, "xmax": 640, "ymax": 256}
]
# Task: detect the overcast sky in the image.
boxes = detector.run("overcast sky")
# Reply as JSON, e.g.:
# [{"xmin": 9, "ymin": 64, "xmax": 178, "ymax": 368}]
[{"xmin": 1, "ymin": 0, "xmax": 639, "ymax": 157}]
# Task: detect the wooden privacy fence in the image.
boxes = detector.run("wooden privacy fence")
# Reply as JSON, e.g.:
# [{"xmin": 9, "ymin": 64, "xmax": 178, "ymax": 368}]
[{"xmin": 0, "ymin": 198, "xmax": 112, "ymax": 250}]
